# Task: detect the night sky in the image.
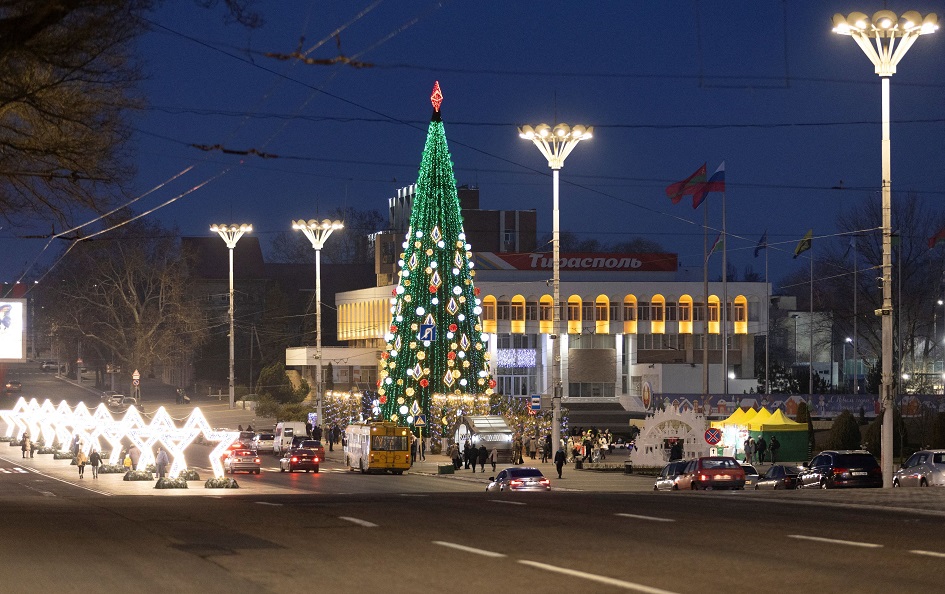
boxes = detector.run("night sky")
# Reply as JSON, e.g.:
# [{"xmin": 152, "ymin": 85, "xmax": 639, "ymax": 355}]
[{"xmin": 9, "ymin": 1, "xmax": 944, "ymax": 287}]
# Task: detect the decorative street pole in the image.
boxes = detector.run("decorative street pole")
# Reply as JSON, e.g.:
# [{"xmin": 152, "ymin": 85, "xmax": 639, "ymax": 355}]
[
  {"xmin": 832, "ymin": 9, "xmax": 938, "ymax": 487},
  {"xmin": 293, "ymin": 218, "xmax": 343, "ymax": 433},
  {"xmin": 518, "ymin": 122, "xmax": 592, "ymax": 454},
  {"xmin": 211, "ymin": 224, "xmax": 252, "ymax": 410}
]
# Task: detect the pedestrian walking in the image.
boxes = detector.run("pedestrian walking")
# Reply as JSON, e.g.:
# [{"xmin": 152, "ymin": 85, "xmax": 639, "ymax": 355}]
[
  {"xmin": 463, "ymin": 440, "xmax": 472, "ymax": 469},
  {"xmin": 450, "ymin": 443, "xmax": 462, "ymax": 470},
  {"xmin": 477, "ymin": 444, "xmax": 488, "ymax": 473},
  {"xmin": 89, "ymin": 448, "xmax": 102, "ymax": 479},
  {"xmin": 128, "ymin": 445, "xmax": 140, "ymax": 470},
  {"xmin": 155, "ymin": 447, "xmax": 170, "ymax": 479},
  {"xmin": 554, "ymin": 447, "xmax": 566, "ymax": 479},
  {"xmin": 743, "ymin": 437, "xmax": 754, "ymax": 464},
  {"xmin": 756, "ymin": 436, "xmax": 768, "ymax": 464},
  {"xmin": 76, "ymin": 448, "xmax": 88, "ymax": 479},
  {"xmin": 770, "ymin": 436, "xmax": 780, "ymax": 463},
  {"xmin": 489, "ymin": 446, "xmax": 498, "ymax": 472},
  {"xmin": 528, "ymin": 437, "xmax": 537, "ymax": 460},
  {"xmin": 21, "ymin": 433, "xmax": 29, "ymax": 458},
  {"xmin": 123, "ymin": 452, "xmax": 133, "ymax": 471},
  {"xmin": 420, "ymin": 438, "xmax": 426, "ymax": 461}
]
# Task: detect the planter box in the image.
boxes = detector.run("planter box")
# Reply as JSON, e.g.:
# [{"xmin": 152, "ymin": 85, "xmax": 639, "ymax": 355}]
[{"xmin": 437, "ymin": 464, "xmax": 455, "ymax": 475}]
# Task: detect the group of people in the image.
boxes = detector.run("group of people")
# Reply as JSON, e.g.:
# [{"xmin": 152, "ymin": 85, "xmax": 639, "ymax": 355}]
[
  {"xmin": 743, "ymin": 435, "xmax": 780, "ymax": 464},
  {"xmin": 449, "ymin": 440, "xmax": 499, "ymax": 473}
]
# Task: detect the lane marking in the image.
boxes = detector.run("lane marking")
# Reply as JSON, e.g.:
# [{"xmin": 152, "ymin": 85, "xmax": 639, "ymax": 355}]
[
  {"xmin": 615, "ymin": 513, "xmax": 675, "ymax": 523},
  {"xmin": 432, "ymin": 541, "xmax": 505, "ymax": 558},
  {"xmin": 518, "ymin": 560, "xmax": 679, "ymax": 593},
  {"xmin": 787, "ymin": 535, "xmax": 882, "ymax": 549},
  {"xmin": 399, "ymin": 493, "xmax": 428, "ymax": 497},
  {"xmin": 910, "ymin": 550, "xmax": 945, "ymax": 559},
  {"xmin": 255, "ymin": 502, "xmax": 283, "ymax": 506},
  {"xmin": 339, "ymin": 516, "xmax": 377, "ymax": 528},
  {"xmin": 5, "ymin": 462, "xmax": 113, "ymax": 497},
  {"xmin": 490, "ymin": 499, "xmax": 526, "ymax": 506}
]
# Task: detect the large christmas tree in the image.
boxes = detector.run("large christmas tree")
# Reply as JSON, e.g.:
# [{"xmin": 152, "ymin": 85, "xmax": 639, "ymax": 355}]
[{"xmin": 378, "ymin": 82, "xmax": 495, "ymax": 433}]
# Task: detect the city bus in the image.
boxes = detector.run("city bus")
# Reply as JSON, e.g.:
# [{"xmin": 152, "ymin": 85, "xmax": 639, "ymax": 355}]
[{"xmin": 344, "ymin": 421, "xmax": 411, "ymax": 474}]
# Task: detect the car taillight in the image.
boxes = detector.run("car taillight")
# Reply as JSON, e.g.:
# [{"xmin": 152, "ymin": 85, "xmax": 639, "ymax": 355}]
[
  {"xmin": 254, "ymin": 458, "xmax": 260, "ymax": 463},
  {"xmin": 291, "ymin": 457, "xmax": 298, "ymax": 462},
  {"xmin": 314, "ymin": 457, "xmax": 319, "ymax": 462},
  {"xmin": 539, "ymin": 479, "xmax": 550, "ymax": 485},
  {"xmin": 510, "ymin": 480, "xmax": 524, "ymax": 486},
  {"xmin": 870, "ymin": 467, "xmax": 882, "ymax": 475},
  {"xmin": 699, "ymin": 474, "xmax": 710, "ymax": 481},
  {"xmin": 833, "ymin": 468, "xmax": 848, "ymax": 476},
  {"xmin": 406, "ymin": 454, "xmax": 410, "ymax": 462}
]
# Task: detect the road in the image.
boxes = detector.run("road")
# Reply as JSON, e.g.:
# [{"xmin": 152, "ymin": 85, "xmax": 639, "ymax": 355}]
[{"xmin": 3, "ymin": 363, "xmax": 945, "ymax": 592}]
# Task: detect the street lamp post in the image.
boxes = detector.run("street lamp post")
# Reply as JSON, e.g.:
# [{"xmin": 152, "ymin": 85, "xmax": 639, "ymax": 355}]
[
  {"xmin": 791, "ymin": 313, "xmax": 800, "ymax": 368},
  {"xmin": 293, "ymin": 218, "xmax": 344, "ymax": 434},
  {"xmin": 843, "ymin": 337, "xmax": 853, "ymax": 391},
  {"xmin": 211, "ymin": 224, "xmax": 252, "ymax": 410},
  {"xmin": 832, "ymin": 9, "xmax": 938, "ymax": 487},
  {"xmin": 519, "ymin": 122, "xmax": 592, "ymax": 454}
]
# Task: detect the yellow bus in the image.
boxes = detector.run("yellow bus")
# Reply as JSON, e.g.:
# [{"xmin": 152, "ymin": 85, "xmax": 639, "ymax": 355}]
[{"xmin": 344, "ymin": 422, "xmax": 411, "ymax": 474}]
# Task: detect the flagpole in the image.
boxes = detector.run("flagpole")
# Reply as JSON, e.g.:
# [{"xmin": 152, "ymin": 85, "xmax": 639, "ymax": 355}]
[
  {"xmin": 765, "ymin": 241, "xmax": 769, "ymax": 394},
  {"xmin": 853, "ymin": 235, "xmax": 858, "ymax": 394},
  {"xmin": 702, "ymin": 202, "xmax": 709, "ymax": 400},
  {"xmin": 722, "ymin": 188, "xmax": 729, "ymax": 399},
  {"xmin": 809, "ymin": 249, "xmax": 814, "ymax": 396}
]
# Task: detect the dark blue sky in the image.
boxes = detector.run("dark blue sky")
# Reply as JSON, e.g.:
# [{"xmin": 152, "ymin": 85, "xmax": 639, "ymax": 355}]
[{"xmin": 12, "ymin": 1, "xmax": 944, "ymax": 287}]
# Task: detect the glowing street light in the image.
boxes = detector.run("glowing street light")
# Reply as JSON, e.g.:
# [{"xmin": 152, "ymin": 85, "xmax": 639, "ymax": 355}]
[
  {"xmin": 519, "ymin": 122, "xmax": 592, "ymax": 452},
  {"xmin": 293, "ymin": 218, "xmax": 344, "ymax": 433},
  {"xmin": 211, "ymin": 224, "xmax": 252, "ymax": 410},
  {"xmin": 832, "ymin": 9, "xmax": 937, "ymax": 487}
]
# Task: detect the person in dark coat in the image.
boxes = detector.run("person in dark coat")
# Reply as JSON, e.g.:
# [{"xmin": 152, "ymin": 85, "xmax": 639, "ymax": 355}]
[
  {"xmin": 756, "ymin": 436, "xmax": 768, "ymax": 464},
  {"xmin": 463, "ymin": 440, "xmax": 472, "ymax": 469},
  {"xmin": 89, "ymin": 448, "xmax": 102, "ymax": 479},
  {"xmin": 554, "ymin": 447, "xmax": 566, "ymax": 479},
  {"xmin": 477, "ymin": 445, "xmax": 488, "ymax": 473}
]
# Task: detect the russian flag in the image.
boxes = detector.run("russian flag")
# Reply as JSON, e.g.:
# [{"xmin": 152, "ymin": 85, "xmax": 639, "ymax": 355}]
[{"xmin": 692, "ymin": 162, "xmax": 725, "ymax": 209}]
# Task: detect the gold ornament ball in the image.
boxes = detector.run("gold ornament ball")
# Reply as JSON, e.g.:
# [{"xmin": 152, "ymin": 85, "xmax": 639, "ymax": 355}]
[
  {"xmin": 397, "ymin": 397, "xmax": 405, "ymax": 405},
  {"xmin": 417, "ymin": 351, "xmax": 426, "ymax": 360},
  {"xmin": 411, "ymin": 323, "xmax": 418, "ymax": 330},
  {"xmin": 426, "ymin": 249, "xmax": 433, "ymax": 256},
  {"xmin": 414, "ymin": 241, "xmax": 422, "ymax": 248},
  {"xmin": 404, "ymin": 294, "xmax": 412, "ymax": 302},
  {"xmin": 406, "ymin": 388, "xmax": 414, "ymax": 396},
  {"xmin": 396, "ymin": 379, "xmax": 404, "ymax": 385},
  {"xmin": 452, "ymin": 370, "xmax": 461, "ymax": 379}
]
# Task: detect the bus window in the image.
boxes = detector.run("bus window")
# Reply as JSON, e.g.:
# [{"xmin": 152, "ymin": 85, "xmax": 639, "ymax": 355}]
[{"xmin": 371, "ymin": 435, "xmax": 409, "ymax": 451}]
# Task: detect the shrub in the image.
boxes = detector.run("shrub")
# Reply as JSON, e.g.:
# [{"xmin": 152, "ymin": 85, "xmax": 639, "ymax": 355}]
[
  {"xmin": 826, "ymin": 410, "xmax": 862, "ymax": 450},
  {"xmin": 123, "ymin": 470, "xmax": 154, "ymax": 481},
  {"xmin": 154, "ymin": 477, "xmax": 188, "ymax": 489},
  {"xmin": 931, "ymin": 412, "xmax": 945, "ymax": 449},
  {"xmin": 98, "ymin": 464, "xmax": 126, "ymax": 474},
  {"xmin": 37, "ymin": 446, "xmax": 57, "ymax": 455},
  {"xmin": 54, "ymin": 451, "xmax": 74, "ymax": 460},
  {"xmin": 179, "ymin": 468, "xmax": 201, "ymax": 481},
  {"xmin": 205, "ymin": 477, "xmax": 239, "ymax": 489},
  {"xmin": 863, "ymin": 408, "xmax": 906, "ymax": 457}
]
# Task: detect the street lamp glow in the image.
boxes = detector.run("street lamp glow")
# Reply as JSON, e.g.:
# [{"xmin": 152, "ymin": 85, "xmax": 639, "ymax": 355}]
[
  {"xmin": 832, "ymin": 9, "xmax": 936, "ymax": 488},
  {"xmin": 727, "ymin": 371, "xmax": 736, "ymax": 380},
  {"xmin": 211, "ymin": 223, "xmax": 252, "ymax": 409},
  {"xmin": 293, "ymin": 218, "xmax": 344, "ymax": 432},
  {"xmin": 519, "ymin": 121, "xmax": 592, "ymax": 453}
]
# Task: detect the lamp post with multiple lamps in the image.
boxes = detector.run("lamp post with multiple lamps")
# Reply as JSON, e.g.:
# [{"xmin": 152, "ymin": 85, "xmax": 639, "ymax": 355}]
[
  {"xmin": 518, "ymin": 123, "xmax": 592, "ymax": 454},
  {"xmin": 832, "ymin": 9, "xmax": 938, "ymax": 487},
  {"xmin": 292, "ymin": 218, "xmax": 344, "ymax": 433},
  {"xmin": 210, "ymin": 224, "xmax": 252, "ymax": 410}
]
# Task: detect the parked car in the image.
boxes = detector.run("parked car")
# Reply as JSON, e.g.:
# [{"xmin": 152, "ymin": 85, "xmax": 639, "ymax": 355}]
[
  {"xmin": 797, "ymin": 450, "xmax": 883, "ymax": 489},
  {"xmin": 223, "ymin": 449, "xmax": 261, "ymax": 474},
  {"xmin": 252, "ymin": 432, "xmax": 275, "ymax": 455},
  {"xmin": 40, "ymin": 360, "xmax": 60, "ymax": 371},
  {"xmin": 101, "ymin": 390, "xmax": 117, "ymax": 402},
  {"xmin": 741, "ymin": 463, "xmax": 760, "ymax": 489},
  {"xmin": 106, "ymin": 394, "xmax": 125, "ymax": 407},
  {"xmin": 654, "ymin": 460, "xmax": 690, "ymax": 491},
  {"xmin": 4, "ymin": 379, "xmax": 21, "ymax": 393},
  {"xmin": 237, "ymin": 431, "xmax": 256, "ymax": 447},
  {"xmin": 486, "ymin": 467, "xmax": 551, "ymax": 492},
  {"xmin": 280, "ymin": 446, "xmax": 320, "ymax": 473},
  {"xmin": 894, "ymin": 450, "xmax": 945, "ymax": 487},
  {"xmin": 676, "ymin": 457, "xmax": 746, "ymax": 490},
  {"xmin": 754, "ymin": 464, "xmax": 800, "ymax": 490}
]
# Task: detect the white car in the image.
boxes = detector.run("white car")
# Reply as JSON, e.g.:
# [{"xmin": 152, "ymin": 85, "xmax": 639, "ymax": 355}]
[
  {"xmin": 895, "ymin": 450, "xmax": 945, "ymax": 487},
  {"xmin": 106, "ymin": 394, "xmax": 125, "ymax": 407},
  {"xmin": 252, "ymin": 432, "xmax": 275, "ymax": 455}
]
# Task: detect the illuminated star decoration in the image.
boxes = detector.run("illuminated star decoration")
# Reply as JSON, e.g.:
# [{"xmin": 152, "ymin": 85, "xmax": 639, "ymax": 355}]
[
  {"xmin": 430, "ymin": 80, "xmax": 443, "ymax": 112},
  {"xmin": 0, "ymin": 399, "xmax": 238, "ymax": 478}
]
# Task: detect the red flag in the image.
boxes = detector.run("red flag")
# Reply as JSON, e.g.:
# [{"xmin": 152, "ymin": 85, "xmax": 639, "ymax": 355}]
[
  {"xmin": 665, "ymin": 164, "xmax": 706, "ymax": 204},
  {"xmin": 929, "ymin": 226, "xmax": 945, "ymax": 249}
]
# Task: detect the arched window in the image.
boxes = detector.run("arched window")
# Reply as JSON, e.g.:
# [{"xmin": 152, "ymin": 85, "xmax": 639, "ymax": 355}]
[
  {"xmin": 623, "ymin": 295, "xmax": 637, "ymax": 334},
  {"xmin": 678, "ymin": 294, "xmax": 693, "ymax": 334},
  {"xmin": 595, "ymin": 295, "xmax": 610, "ymax": 334},
  {"xmin": 510, "ymin": 294, "xmax": 526, "ymax": 334},
  {"xmin": 651, "ymin": 294, "xmax": 666, "ymax": 334},
  {"xmin": 481, "ymin": 295, "xmax": 497, "ymax": 334},
  {"xmin": 567, "ymin": 295, "xmax": 582, "ymax": 334},
  {"xmin": 733, "ymin": 295, "xmax": 748, "ymax": 334},
  {"xmin": 708, "ymin": 295, "xmax": 720, "ymax": 334}
]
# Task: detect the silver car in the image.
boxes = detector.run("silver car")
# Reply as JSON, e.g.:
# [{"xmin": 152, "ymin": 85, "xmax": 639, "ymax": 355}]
[
  {"xmin": 486, "ymin": 467, "xmax": 551, "ymax": 492},
  {"xmin": 894, "ymin": 450, "xmax": 945, "ymax": 487},
  {"xmin": 741, "ymin": 463, "xmax": 760, "ymax": 489},
  {"xmin": 252, "ymin": 432, "xmax": 275, "ymax": 455},
  {"xmin": 654, "ymin": 460, "xmax": 689, "ymax": 491}
]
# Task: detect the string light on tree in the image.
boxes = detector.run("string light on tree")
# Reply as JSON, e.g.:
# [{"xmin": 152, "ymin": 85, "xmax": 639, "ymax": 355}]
[{"xmin": 377, "ymin": 82, "xmax": 495, "ymax": 430}]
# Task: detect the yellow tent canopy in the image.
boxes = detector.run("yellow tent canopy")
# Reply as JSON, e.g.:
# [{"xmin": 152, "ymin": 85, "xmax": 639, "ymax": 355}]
[
  {"xmin": 752, "ymin": 408, "xmax": 808, "ymax": 433},
  {"xmin": 711, "ymin": 407, "xmax": 757, "ymax": 429},
  {"xmin": 747, "ymin": 407, "xmax": 772, "ymax": 431}
]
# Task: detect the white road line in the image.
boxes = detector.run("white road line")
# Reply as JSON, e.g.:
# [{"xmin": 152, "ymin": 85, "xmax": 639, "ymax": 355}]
[
  {"xmin": 910, "ymin": 550, "xmax": 945, "ymax": 559},
  {"xmin": 4, "ymin": 462, "xmax": 113, "ymax": 497},
  {"xmin": 399, "ymin": 493, "xmax": 428, "ymax": 497},
  {"xmin": 518, "ymin": 560, "xmax": 679, "ymax": 593},
  {"xmin": 615, "ymin": 513, "xmax": 675, "ymax": 523},
  {"xmin": 787, "ymin": 535, "xmax": 882, "ymax": 549},
  {"xmin": 14, "ymin": 468, "xmax": 27, "ymax": 473},
  {"xmin": 432, "ymin": 541, "xmax": 506, "ymax": 558},
  {"xmin": 339, "ymin": 516, "xmax": 378, "ymax": 528},
  {"xmin": 255, "ymin": 502, "xmax": 283, "ymax": 506},
  {"xmin": 489, "ymin": 499, "xmax": 526, "ymax": 506}
]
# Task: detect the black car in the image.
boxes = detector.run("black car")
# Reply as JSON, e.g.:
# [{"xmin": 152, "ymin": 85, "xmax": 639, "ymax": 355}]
[
  {"xmin": 280, "ymin": 447, "xmax": 320, "ymax": 473},
  {"xmin": 797, "ymin": 450, "xmax": 883, "ymax": 489},
  {"xmin": 755, "ymin": 464, "xmax": 800, "ymax": 490},
  {"xmin": 4, "ymin": 379, "xmax": 21, "ymax": 393}
]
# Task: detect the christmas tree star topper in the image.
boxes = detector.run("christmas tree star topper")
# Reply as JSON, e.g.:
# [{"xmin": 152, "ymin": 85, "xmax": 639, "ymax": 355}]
[{"xmin": 431, "ymin": 80, "xmax": 443, "ymax": 112}]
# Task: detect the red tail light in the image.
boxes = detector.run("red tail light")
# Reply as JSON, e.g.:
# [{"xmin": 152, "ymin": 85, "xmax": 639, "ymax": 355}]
[
  {"xmin": 291, "ymin": 457, "xmax": 298, "ymax": 463},
  {"xmin": 314, "ymin": 457, "xmax": 319, "ymax": 462},
  {"xmin": 254, "ymin": 458, "xmax": 260, "ymax": 464},
  {"xmin": 699, "ymin": 474, "xmax": 710, "ymax": 481},
  {"xmin": 539, "ymin": 478, "xmax": 550, "ymax": 485},
  {"xmin": 510, "ymin": 480, "xmax": 524, "ymax": 486},
  {"xmin": 833, "ymin": 468, "xmax": 848, "ymax": 476}
]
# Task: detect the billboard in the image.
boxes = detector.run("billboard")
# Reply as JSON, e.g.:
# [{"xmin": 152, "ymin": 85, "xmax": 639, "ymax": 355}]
[
  {"xmin": 473, "ymin": 252, "xmax": 678, "ymax": 272},
  {"xmin": 0, "ymin": 298, "xmax": 26, "ymax": 361}
]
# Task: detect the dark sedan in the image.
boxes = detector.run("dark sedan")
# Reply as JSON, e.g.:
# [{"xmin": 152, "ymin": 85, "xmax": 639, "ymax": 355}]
[
  {"xmin": 486, "ymin": 467, "xmax": 551, "ymax": 492},
  {"xmin": 4, "ymin": 379, "xmax": 21, "ymax": 393},
  {"xmin": 280, "ymin": 447, "xmax": 320, "ymax": 473},
  {"xmin": 754, "ymin": 464, "xmax": 800, "ymax": 490},
  {"xmin": 797, "ymin": 450, "xmax": 883, "ymax": 489}
]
